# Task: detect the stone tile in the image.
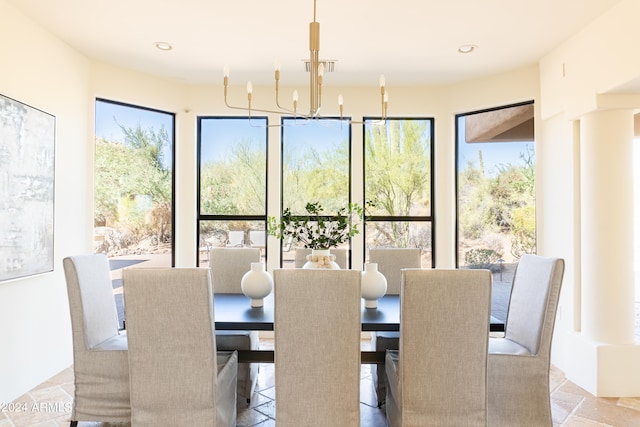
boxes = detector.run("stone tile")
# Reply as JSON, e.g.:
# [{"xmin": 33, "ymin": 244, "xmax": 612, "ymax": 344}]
[
  {"xmin": 574, "ymin": 394, "xmax": 640, "ymax": 427},
  {"xmin": 253, "ymin": 400, "xmax": 276, "ymax": 419},
  {"xmin": 236, "ymin": 407, "xmax": 269, "ymax": 427},
  {"xmin": 257, "ymin": 386, "xmax": 276, "ymax": 401},
  {"xmin": 550, "ymin": 365, "xmax": 567, "ymax": 392},
  {"xmin": 551, "ymin": 382, "xmax": 586, "ymax": 425},
  {"xmin": 561, "ymin": 415, "xmax": 612, "ymax": 426},
  {"xmin": 618, "ymin": 397, "xmax": 640, "ymax": 412},
  {"xmin": 249, "ymin": 391, "xmax": 274, "ymax": 410},
  {"xmin": 250, "ymin": 419, "xmax": 276, "ymax": 427}
]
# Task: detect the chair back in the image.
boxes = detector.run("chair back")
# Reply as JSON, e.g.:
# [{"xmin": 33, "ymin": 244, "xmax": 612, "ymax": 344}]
[
  {"xmin": 396, "ymin": 268, "xmax": 491, "ymax": 426},
  {"xmin": 123, "ymin": 268, "xmax": 234, "ymax": 426},
  {"xmin": 63, "ymin": 254, "xmax": 130, "ymax": 423},
  {"xmin": 294, "ymin": 248, "xmax": 348, "ymax": 268},
  {"xmin": 209, "ymin": 247, "xmax": 261, "ymax": 293},
  {"xmin": 369, "ymin": 248, "xmax": 422, "ymax": 295},
  {"xmin": 63, "ymin": 254, "xmax": 120, "ymax": 349},
  {"xmin": 504, "ymin": 254, "xmax": 565, "ymax": 355},
  {"xmin": 273, "ymin": 269, "xmax": 361, "ymax": 427}
]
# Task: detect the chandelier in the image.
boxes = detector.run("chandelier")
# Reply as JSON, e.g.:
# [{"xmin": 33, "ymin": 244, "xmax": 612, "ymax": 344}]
[{"xmin": 222, "ymin": 0, "xmax": 388, "ymax": 125}]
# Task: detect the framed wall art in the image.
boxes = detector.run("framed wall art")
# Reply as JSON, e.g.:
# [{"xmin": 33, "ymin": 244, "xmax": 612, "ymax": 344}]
[{"xmin": 0, "ymin": 94, "xmax": 55, "ymax": 282}]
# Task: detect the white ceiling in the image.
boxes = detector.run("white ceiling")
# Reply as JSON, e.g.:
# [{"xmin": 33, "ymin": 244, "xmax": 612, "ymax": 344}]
[{"xmin": 7, "ymin": 0, "xmax": 623, "ymax": 87}]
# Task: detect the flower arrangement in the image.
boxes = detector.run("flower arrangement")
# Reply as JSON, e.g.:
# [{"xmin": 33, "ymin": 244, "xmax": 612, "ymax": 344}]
[{"xmin": 267, "ymin": 202, "xmax": 363, "ymax": 249}]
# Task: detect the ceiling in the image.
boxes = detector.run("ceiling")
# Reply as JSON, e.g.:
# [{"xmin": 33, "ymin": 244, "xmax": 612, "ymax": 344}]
[{"xmin": 7, "ymin": 0, "xmax": 623, "ymax": 87}]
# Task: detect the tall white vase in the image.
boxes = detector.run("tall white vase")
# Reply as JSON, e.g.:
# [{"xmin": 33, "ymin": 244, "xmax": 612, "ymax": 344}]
[
  {"xmin": 361, "ymin": 262, "xmax": 387, "ymax": 308},
  {"xmin": 303, "ymin": 249, "xmax": 340, "ymax": 269},
  {"xmin": 241, "ymin": 262, "xmax": 273, "ymax": 307}
]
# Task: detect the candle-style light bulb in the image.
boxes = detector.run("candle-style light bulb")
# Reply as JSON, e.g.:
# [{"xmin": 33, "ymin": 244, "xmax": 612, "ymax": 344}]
[
  {"xmin": 223, "ymin": 66, "xmax": 230, "ymax": 78},
  {"xmin": 384, "ymin": 92, "xmax": 389, "ymax": 103},
  {"xmin": 379, "ymin": 74, "xmax": 386, "ymax": 88},
  {"xmin": 293, "ymin": 90, "xmax": 299, "ymax": 113},
  {"xmin": 318, "ymin": 63, "xmax": 325, "ymax": 77},
  {"xmin": 274, "ymin": 60, "xmax": 280, "ymax": 72},
  {"xmin": 338, "ymin": 94, "xmax": 343, "ymax": 106},
  {"xmin": 247, "ymin": 81, "xmax": 253, "ymax": 103}
]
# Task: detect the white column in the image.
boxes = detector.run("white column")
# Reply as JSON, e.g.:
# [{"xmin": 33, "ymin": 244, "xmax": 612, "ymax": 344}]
[{"xmin": 580, "ymin": 109, "xmax": 635, "ymax": 344}]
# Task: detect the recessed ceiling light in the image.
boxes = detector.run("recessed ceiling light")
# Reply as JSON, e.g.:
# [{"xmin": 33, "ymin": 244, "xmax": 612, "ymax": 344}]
[
  {"xmin": 154, "ymin": 42, "xmax": 173, "ymax": 51},
  {"xmin": 458, "ymin": 44, "xmax": 478, "ymax": 54}
]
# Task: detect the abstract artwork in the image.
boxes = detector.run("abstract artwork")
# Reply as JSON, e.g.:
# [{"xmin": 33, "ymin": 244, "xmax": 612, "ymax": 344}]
[{"xmin": 0, "ymin": 94, "xmax": 55, "ymax": 282}]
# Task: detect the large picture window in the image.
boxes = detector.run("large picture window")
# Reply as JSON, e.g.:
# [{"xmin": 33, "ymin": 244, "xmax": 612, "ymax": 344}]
[
  {"xmin": 280, "ymin": 118, "xmax": 351, "ymax": 267},
  {"xmin": 456, "ymin": 102, "xmax": 535, "ymax": 321},
  {"xmin": 364, "ymin": 118, "xmax": 434, "ymax": 267},
  {"xmin": 94, "ymin": 98, "xmax": 175, "ymax": 328},
  {"xmin": 197, "ymin": 117, "xmax": 268, "ymax": 265},
  {"xmin": 94, "ymin": 99, "xmax": 175, "ymax": 265}
]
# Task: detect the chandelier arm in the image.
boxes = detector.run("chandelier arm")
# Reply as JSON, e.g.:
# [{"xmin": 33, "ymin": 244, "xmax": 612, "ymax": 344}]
[
  {"xmin": 224, "ymin": 95, "xmax": 301, "ymax": 116},
  {"xmin": 221, "ymin": 0, "xmax": 388, "ymax": 126}
]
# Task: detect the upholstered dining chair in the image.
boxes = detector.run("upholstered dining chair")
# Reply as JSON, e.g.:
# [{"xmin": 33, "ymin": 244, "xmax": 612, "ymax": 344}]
[
  {"xmin": 487, "ymin": 254, "xmax": 565, "ymax": 427},
  {"xmin": 62, "ymin": 254, "xmax": 130, "ymax": 427},
  {"xmin": 294, "ymin": 248, "xmax": 348, "ymax": 268},
  {"xmin": 209, "ymin": 247, "xmax": 261, "ymax": 403},
  {"xmin": 385, "ymin": 268, "xmax": 492, "ymax": 427},
  {"xmin": 273, "ymin": 269, "xmax": 362, "ymax": 427},
  {"xmin": 123, "ymin": 267, "xmax": 238, "ymax": 427},
  {"xmin": 368, "ymin": 247, "xmax": 422, "ymax": 406}
]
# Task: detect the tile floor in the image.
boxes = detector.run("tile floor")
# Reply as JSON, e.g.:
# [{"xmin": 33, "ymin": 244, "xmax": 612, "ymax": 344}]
[{"xmin": 2, "ymin": 339, "xmax": 640, "ymax": 427}]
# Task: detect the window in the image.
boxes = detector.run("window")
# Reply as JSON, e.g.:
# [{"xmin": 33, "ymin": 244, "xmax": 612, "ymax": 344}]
[
  {"xmin": 280, "ymin": 118, "xmax": 351, "ymax": 267},
  {"xmin": 197, "ymin": 117, "xmax": 268, "ymax": 265},
  {"xmin": 456, "ymin": 102, "xmax": 535, "ymax": 321},
  {"xmin": 94, "ymin": 99, "xmax": 175, "ymax": 266},
  {"xmin": 364, "ymin": 118, "xmax": 434, "ymax": 267}
]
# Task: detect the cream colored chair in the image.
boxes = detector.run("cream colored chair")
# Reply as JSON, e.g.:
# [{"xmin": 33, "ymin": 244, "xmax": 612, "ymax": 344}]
[
  {"xmin": 123, "ymin": 267, "xmax": 238, "ymax": 427},
  {"xmin": 274, "ymin": 269, "xmax": 361, "ymax": 426},
  {"xmin": 294, "ymin": 248, "xmax": 348, "ymax": 268},
  {"xmin": 62, "ymin": 254, "xmax": 130, "ymax": 427},
  {"xmin": 385, "ymin": 268, "xmax": 492, "ymax": 426},
  {"xmin": 488, "ymin": 254, "xmax": 565, "ymax": 427},
  {"xmin": 368, "ymin": 247, "xmax": 422, "ymax": 406},
  {"xmin": 209, "ymin": 247, "xmax": 261, "ymax": 403}
]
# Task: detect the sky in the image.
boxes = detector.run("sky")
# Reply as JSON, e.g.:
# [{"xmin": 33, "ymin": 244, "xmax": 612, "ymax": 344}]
[{"xmin": 95, "ymin": 100, "xmax": 173, "ymax": 169}]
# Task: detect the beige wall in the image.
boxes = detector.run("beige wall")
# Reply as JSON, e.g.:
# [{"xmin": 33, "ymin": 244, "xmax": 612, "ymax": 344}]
[
  {"xmin": 0, "ymin": 0, "xmax": 90, "ymax": 403},
  {"xmin": 539, "ymin": 0, "xmax": 640, "ymax": 396},
  {"xmin": 2, "ymin": 0, "xmax": 640, "ymax": 403}
]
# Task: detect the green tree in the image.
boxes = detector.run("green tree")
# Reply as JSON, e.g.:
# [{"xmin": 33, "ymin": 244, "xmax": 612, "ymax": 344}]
[
  {"xmin": 365, "ymin": 120, "xmax": 431, "ymax": 246},
  {"xmin": 200, "ymin": 138, "xmax": 266, "ymax": 216},
  {"xmin": 94, "ymin": 123, "xmax": 172, "ymax": 246}
]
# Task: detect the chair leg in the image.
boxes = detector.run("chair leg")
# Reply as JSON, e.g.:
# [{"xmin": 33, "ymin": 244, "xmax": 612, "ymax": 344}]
[{"xmin": 70, "ymin": 421, "xmax": 78, "ymax": 427}]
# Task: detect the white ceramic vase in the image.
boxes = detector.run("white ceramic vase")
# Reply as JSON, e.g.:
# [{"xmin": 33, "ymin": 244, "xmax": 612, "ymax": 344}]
[
  {"xmin": 241, "ymin": 262, "xmax": 273, "ymax": 307},
  {"xmin": 361, "ymin": 263, "xmax": 387, "ymax": 308},
  {"xmin": 303, "ymin": 249, "xmax": 340, "ymax": 269}
]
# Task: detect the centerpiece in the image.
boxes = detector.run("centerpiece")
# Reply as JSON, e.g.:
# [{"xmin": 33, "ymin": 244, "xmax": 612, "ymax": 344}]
[{"xmin": 267, "ymin": 202, "xmax": 363, "ymax": 269}]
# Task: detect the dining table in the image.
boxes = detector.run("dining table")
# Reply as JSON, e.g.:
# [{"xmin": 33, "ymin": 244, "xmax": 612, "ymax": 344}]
[{"xmin": 214, "ymin": 293, "xmax": 504, "ymax": 364}]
